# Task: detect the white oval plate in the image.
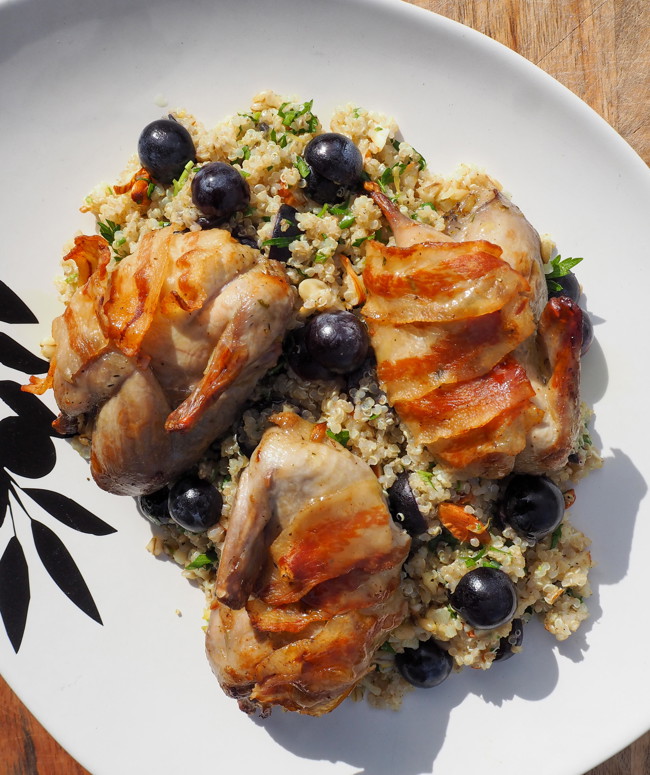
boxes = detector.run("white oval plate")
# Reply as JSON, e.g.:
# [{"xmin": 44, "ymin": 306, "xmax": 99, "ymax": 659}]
[{"xmin": 1, "ymin": 1, "xmax": 648, "ymax": 773}]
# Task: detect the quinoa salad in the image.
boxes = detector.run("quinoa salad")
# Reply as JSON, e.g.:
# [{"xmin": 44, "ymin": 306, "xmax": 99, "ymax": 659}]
[{"xmin": 51, "ymin": 91, "xmax": 601, "ymax": 711}]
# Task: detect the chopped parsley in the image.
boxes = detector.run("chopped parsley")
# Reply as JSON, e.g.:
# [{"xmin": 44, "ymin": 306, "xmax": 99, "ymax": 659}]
[
  {"xmin": 326, "ymin": 429, "xmax": 350, "ymax": 447},
  {"xmin": 237, "ymin": 145, "xmax": 251, "ymax": 161},
  {"xmin": 146, "ymin": 181, "xmax": 156, "ymax": 198},
  {"xmin": 550, "ymin": 524, "xmax": 563, "ymax": 549},
  {"xmin": 270, "ymin": 128, "xmax": 289, "ymax": 148},
  {"xmin": 313, "ymin": 252, "xmax": 328, "ymax": 264},
  {"xmin": 262, "ymin": 236, "xmax": 294, "ymax": 248},
  {"xmin": 97, "ymin": 219, "xmax": 122, "ymax": 244},
  {"xmin": 238, "ymin": 110, "xmax": 262, "ymax": 123},
  {"xmin": 278, "ymin": 99, "xmax": 318, "ymax": 134},
  {"xmin": 295, "ymin": 156, "xmax": 310, "ymax": 178},
  {"xmin": 546, "ymin": 254, "xmax": 584, "ymax": 291},
  {"xmin": 339, "ymin": 214, "xmax": 356, "ymax": 229},
  {"xmin": 417, "ymin": 470, "xmax": 434, "ymax": 486},
  {"xmin": 185, "ymin": 551, "xmax": 218, "ymax": 570},
  {"xmin": 172, "ymin": 159, "xmax": 195, "ymax": 195}
]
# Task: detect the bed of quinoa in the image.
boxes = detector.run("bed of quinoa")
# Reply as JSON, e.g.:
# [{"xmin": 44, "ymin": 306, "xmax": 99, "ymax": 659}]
[{"xmin": 59, "ymin": 91, "xmax": 601, "ymax": 710}]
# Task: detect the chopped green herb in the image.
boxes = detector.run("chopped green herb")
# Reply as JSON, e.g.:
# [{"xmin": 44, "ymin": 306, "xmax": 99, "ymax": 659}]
[
  {"xmin": 278, "ymin": 98, "xmax": 315, "ymax": 132},
  {"xmin": 262, "ymin": 236, "xmax": 294, "ymax": 248},
  {"xmin": 368, "ymin": 413, "xmax": 380, "ymax": 421},
  {"xmin": 353, "ymin": 107, "xmax": 361, "ymax": 119},
  {"xmin": 417, "ymin": 470, "xmax": 434, "ymax": 486},
  {"xmin": 244, "ymin": 205, "xmax": 255, "ymax": 217},
  {"xmin": 97, "ymin": 219, "xmax": 122, "ymax": 244},
  {"xmin": 185, "ymin": 551, "xmax": 218, "ymax": 570},
  {"xmin": 550, "ymin": 524, "xmax": 563, "ymax": 549},
  {"xmin": 326, "ymin": 429, "xmax": 350, "ymax": 446},
  {"xmin": 238, "ymin": 110, "xmax": 262, "ymax": 123},
  {"xmin": 313, "ymin": 252, "xmax": 328, "ymax": 264},
  {"xmin": 412, "ymin": 148, "xmax": 427, "ymax": 170},
  {"xmin": 481, "ymin": 559, "xmax": 502, "ymax": 569},
  {"xmin": 339, "ymin": 214, "xmax": 356, "ymax": 229},
  {"xmin": 158, "ymin": 220, "xmax": 171, "ymax": 228},
  {"xmin": 105, "ymin": 186, "xmax": 115, "ymax": 196},
  {"xmin": 390, "ymin": 138, "xmax": 401, "ymax": 151},
  {"xmin": 317, "ymin": 203, "xmax": 329, "ymax": 218},
  {"xmin": 238, "ymin": 169, "xmax": 250, "ymax": 178},
  {"xmin": 146, "ymin": 181, "xmax": 156, "ymax": 198},
  {"xmin": 172, "ymin": 159, "xmax": 195, "ymax": 195},
  {"xmin": 237, "ymin": 145, "xmax": 251, "ymax": 161},
  {"xmin": 113, "ymin": 237, "xmax": 126, "ymax": 248},
  {"xmin": 64, "ymin": 272, "xmax": 79, "ymax": 285},
  {"xmin": 295, "ymin": 156, "xmax": 310, "ymax": 178},
  {"xmin": 546, "ymin": 254, "xmax": 584, "ymax": 291},
  {"xmin": 353, "ymin": 236, "xmax": 368, "ymax": 247},
  {"xmin": 218, "ymin": 474, "xmax": 232, "ymax": 491},
  {"xmin": 446, "ymin": 604, "xmax": 458, "ymax": 619}
]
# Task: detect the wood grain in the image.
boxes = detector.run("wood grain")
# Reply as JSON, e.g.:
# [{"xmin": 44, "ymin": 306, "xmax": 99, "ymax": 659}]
[{"xmin": 1, "ymin": 1, "xmax": 648, "ymax": 774}]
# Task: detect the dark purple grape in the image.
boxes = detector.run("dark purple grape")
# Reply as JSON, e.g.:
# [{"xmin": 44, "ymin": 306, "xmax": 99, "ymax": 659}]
[
  {"xmin": 449, "ymin": 567, "xmax": 518, "ymax": 630},
  {"xmin": 284, "ymin": 327, "xmax": 336, "ymax": 382},
  {"xmin": 191, "ymin": 162, "xmax": 250, "ymax": 220},
  {"xmin": 304, "ymin": 168, "xmax": 348, "ymax": 205},
  {"xmin": 138, "ymin": 118, "xmax": 196, "ymax": 185},
  {"xmin": 499, "ymin": 474, "xmax": 564, "ymax": 543},
  {"xmin": 548, "ymin": 271, "xmax": 580, "ymax": 302},
  {"xmin": 268, "ymin": 204, "xmax": 301, "ymax": 262},
  {"xmin": 304, "ymin": 311, "xmax": 369, "ymax": 374},
  {"xmin": 137, "ymin": 487, "xmax": 172, "ymax": 526},
  {"xmin": 494, "ymin": 618, "xmax": 524, "ymax": 661},
  {"xmin": 304, "ymin": 133, "xmax": 363, "ymax": 186},
  {"xmin": 387, "ymin": 473, "xmax": 427, "ymax": 536},
  {"xmin": 581, "ymin": 309, "xmax": 594, "ymax": 355},
  {"xmin": 168, "ymin": 475, "xmax": 222, "ymax": 533},
  {"xmin": 395, "ymin": 639, "xmax": 453, "ymax": 688}
]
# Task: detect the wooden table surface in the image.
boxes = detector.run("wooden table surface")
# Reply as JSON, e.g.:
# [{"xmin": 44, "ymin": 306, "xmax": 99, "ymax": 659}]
[{"xmin": 1, "ymin": 1, "xmax": 648, "ymax": 773}]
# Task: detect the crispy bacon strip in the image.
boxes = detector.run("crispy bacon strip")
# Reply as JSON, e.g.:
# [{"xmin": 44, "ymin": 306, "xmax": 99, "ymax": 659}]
[
  {"xmin": 64, "ymin": 235, "xmax": 111, "ymax": 285},
  {"xmin": 101, "ymin": 228, "xmax": 171, "ymax": 357},
  {"xmin": 394, "ymin": 355, "xmax": 534, "ymax": 444}
]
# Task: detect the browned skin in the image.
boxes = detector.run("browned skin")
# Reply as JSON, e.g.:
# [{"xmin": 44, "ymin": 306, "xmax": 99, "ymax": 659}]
[
  {"xmin": 206, "ymin": 412, "xmax": 410, "ymax": 717},
  {"xmin": 361, "ymin": 186, "xmax": 582, "ymax": 478},
  {"xmin": 26, "ymin": 227, "xmax": 295, "ymax": 495}
]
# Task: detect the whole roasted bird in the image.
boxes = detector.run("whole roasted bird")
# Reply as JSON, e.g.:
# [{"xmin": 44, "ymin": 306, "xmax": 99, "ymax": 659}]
[
  {"xmin": 25, "ymin": 227, "xmax": 295, "ymax": 495},
  {"xmin": 361, "ymin": 185, "xmax": 583, "ymax": 479},
  {"xmin": 206, "ymin": 412, "xmax": 411, "ymax": 716}
]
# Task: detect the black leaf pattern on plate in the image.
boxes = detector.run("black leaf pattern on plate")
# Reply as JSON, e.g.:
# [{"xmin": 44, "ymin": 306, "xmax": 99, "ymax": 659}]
[
  {"xmin": 0, "ymin": 281, "xmax": 117, "ymax": 652},
  {"xmin": 0, "ymin": 332, "xmax": 49, "ymax": 374},
  {"xmin": 0, "ymin": 281, "xmax": 39, "ymax": 324},
  {"xmin": 31, "ymin": 520, "xmax": 103, "ymax": 624},
  {"xmin": 0, "ymin": 471, "xmax": 9, "ymax": 530},
  {"xmin": 23, "ymin": 488, "xmax": 117, "ymax": 536},
  {"xmin": 0, "ymin": 380, "xmax": 58, "ymax": 438},
  {"xmin": 0, "ymin": 415, "xmax": 56, "ymax": 478},
  {"xmin": 0, "ymin": 536, "xmax": 31, "ymax": 652}
]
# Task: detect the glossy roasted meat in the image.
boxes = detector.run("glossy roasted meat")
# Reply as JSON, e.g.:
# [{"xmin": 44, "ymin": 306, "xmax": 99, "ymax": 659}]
[
  {"xmin": 361, "ymin": 186, "xmax": 582, "ymax": 478},
  {"xmin": 26, "ymin": 227, "xmax": 295, "ymax": 495},
  {"xmin": 206, "ymin": 412, "xmax": 410, "ymax": 716}
]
